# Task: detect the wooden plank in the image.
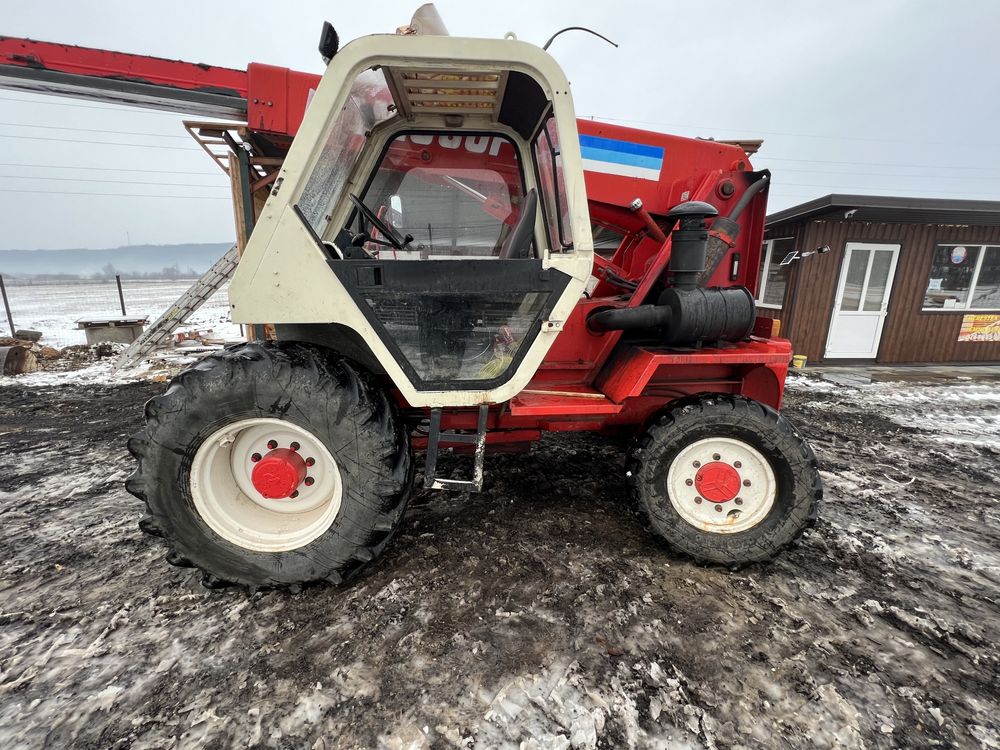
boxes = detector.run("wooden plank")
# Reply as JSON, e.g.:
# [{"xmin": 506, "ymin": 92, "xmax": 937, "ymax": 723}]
[
  {"xmin": 228, "ymin": 152, "xmax": 249, "ymax": 253},
  {"xmin": 250, "ymin": 156, "xmax": 285, "ymax": 166}
]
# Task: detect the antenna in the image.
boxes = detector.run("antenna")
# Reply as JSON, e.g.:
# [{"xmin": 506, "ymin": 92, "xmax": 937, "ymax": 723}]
[{"xmin": 542, "ymin": 27, "xmax": 618, "ymax": 51}]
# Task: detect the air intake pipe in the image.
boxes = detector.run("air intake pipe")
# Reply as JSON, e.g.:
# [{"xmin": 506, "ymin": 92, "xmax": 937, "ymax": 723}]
[
  {"xmin": 665, "ymin": 200, "xmax": 718, "ymax": 290},
  {"xmin": 587, "ymin": 286, "xmax": 755, "ymax": 343},
  {"xmin": 587, "ymin": 200, "xmax": 756, "ymax": 344}
]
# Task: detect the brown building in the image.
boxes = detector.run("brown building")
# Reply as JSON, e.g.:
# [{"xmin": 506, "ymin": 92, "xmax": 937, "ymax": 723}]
[{"xmin": 759, "ymin": 195, "xmax": 1000, "ymax": 364}]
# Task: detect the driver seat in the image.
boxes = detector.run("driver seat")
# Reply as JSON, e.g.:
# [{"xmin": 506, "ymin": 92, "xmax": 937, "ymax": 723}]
[{"xmin": 498, "ymin": 189, "xmax": 538, "ymax": 260}]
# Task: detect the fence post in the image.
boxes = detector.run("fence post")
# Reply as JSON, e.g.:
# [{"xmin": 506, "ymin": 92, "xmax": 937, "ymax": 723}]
[
  {"xmin": 116, "ymin": 274, "xmax": 127, "ymax": 316},
  {"xmin": 0, "ymin": 274, "xmax": 14, "ymax": 336}
]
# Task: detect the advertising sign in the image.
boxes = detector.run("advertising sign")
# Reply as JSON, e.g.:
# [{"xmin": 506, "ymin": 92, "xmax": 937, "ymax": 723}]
[{"xmin": 958, "ymin": 314, "xmax": 1000, "ymax": 342}]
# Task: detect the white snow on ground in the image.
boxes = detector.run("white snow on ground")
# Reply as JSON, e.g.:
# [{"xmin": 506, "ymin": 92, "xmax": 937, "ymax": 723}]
[
  {"xmin": 0, "ymin": 355, "xmax": 213, "ymax": 388},
  {"xmin": 787, "ymin": 374, "xmax": 1000, "ymax": 447},
  {"xmin": 0, "ymin": 358, "xmax": 148, "ymax": 387},
  {"xmin": 1, "ymin": 279, "xmax": 242, "ymax": 348},
  {"xmin": 0, "ymin": 344, "xmax": 211, "ymax": 388}
]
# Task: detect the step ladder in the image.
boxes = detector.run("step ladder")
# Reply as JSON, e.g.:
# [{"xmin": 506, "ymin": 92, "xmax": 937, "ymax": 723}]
[
  {"xmin": 423, "ymin": 404, "xmax": 489, "ymax": 492},
  {"xmin": 115, "ymin": 244, "xmax": 241, "ymax": 370}
]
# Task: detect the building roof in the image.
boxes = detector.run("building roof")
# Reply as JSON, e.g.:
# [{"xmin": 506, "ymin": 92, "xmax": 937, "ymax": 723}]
[{"xmin": 767, "ymin": 194, "xmax": 1000, "ymax": 227}]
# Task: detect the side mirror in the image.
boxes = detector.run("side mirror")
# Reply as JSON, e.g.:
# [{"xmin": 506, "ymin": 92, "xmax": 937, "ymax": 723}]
[{"xmin": 318, "ymin": 22, "xmax": 340, "ymax": 65}]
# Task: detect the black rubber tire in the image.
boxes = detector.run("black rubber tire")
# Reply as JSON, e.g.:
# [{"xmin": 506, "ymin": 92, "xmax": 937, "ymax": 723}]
[
  {"xmin": 627, "ymin": 394, "xmax": 821, "ymax": 565},
  {"xmin": 126, "ymin": 342, "xmax": 413, "ymax": 590}
]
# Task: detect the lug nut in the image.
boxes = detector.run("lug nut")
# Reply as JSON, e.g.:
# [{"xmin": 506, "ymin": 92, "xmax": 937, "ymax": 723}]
[
  {"xmin": 250, "ymin": 452, "xmax": 262, "ymax": 463},
  {"xmin": 290, "ymin": 490, "xmax": 299, "ymax": 499},
  {"xmin": 304, "ymin": 477, "xmax": 315, "ymax": 487},
  {"xmin": 735, "ymin": 498, "xmax": 743, "ymax": 505},
  {"xmin": 734, "ymin": 461, "xmax": 742, "ymax": 468},
  {"xmin": 305, "ymin": 457, "xmax": 316, "ymax": 467},
  {"xmin": 290, "ymin": 441, "xmax": 300, "ymax": 451},
  {"xmin": 715, "ymin": 505, "xmax": 723, "ymax": 512},
  {"xmin": 685, "ymin": 478, "xmax": 693, "ymax": 486},
  {"xmin": 695, "ymin": 497, "xmax": 703, "ymax": 504},
  {"xmin": 267, "ymin": 439, "xmax": 278, "ymax": 450},
  {"xmin": 743, "ymin": 479, "xmax": 751, "ymax": 487},
  {"xmin": 713, "ymin": 453, "xmax": 721, "ymax": 461},
  {"xmin": 693, "ymin": 460, "xmax": 701, "ymax": 468}
]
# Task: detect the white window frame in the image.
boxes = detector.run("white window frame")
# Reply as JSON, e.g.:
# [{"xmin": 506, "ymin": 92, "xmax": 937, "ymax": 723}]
[
  {"xmin": 922, "ymin": 243, "xmax": 1000, "ymax": 312},
  {"xmin": 756, "ymin": 237, "xmax": 794, "ymax": 309}
]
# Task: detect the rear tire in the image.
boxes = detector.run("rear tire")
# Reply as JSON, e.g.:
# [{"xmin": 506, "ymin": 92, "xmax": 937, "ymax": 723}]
[
  {"xmin": 627, "ymin": 394, "xmax": 820, "ymax": 565},
  {"xmin": 126, "ymin": 342, "xmax": 413, "ymax": 590}
]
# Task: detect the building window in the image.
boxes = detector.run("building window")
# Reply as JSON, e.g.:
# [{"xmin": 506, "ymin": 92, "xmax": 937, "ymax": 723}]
[
  {"xmin": 923, "ymin": 244, "xmax": 1000, "ymax": 311},
  {"xmin": 757, "ymin": 237, "xmax": 795, "ymax": 308}
]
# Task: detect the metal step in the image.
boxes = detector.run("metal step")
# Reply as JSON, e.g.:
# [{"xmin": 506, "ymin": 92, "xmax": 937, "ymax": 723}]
[
  {"xmin": 509, "ymin": 386, "xmax": 623, "ymax": 417},
  {"xmin": 114, "ymin": 244, "xmax": 240, "ymax": 370},
  {"xmin": 423, "ymin": 405, "xmax": 489, "ymax": 491}
]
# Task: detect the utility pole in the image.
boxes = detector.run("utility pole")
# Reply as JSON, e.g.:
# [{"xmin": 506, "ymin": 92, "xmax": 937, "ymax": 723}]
[
  {"xmin": 115, "ymin": 274, "xmax": 127, "ymax": 316},
  {"xmin": 0, "ymin": 274, "xmax": 14, "ymax": 336}
]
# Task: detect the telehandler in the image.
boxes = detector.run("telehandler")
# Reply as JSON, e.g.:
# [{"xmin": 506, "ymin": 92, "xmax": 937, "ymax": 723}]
[{"xmin": 1, "ymin": 8, "xmax": 821, "ymax": 589}]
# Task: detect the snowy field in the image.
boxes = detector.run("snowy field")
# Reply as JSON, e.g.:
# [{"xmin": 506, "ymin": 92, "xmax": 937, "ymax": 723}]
[
  {"xmin": 0, "ymin": 368, "xmax": 998, "ymax": 748},
  {"xmin": 1, "ymin": 279, "xmax": 242, "ymax": 348}
]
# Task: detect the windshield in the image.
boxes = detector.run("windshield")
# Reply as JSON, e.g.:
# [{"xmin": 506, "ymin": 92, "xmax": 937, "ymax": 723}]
[
  {"xmin": 356, "ymin": 132, "xmax": 526, "ymax": 259},
  {"xmin": 298, "ymin": 68, "xmax": 396, "ymax": 238}
]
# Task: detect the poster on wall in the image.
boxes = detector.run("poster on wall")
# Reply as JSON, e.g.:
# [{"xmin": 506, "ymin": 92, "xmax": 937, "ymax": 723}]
[{"xmin": 958, "ymin": 314, "xmax": 1000, "ymax": 342}]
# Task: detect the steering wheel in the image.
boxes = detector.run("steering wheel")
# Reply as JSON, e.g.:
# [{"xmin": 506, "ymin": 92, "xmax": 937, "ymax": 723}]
[{"xmin": 348, "ymin": 193, "xmax": 411, "ymax": 251}]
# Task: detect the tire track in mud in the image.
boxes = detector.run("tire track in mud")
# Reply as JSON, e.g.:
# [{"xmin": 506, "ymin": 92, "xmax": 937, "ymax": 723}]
[{"xmin": 0, "ymin": 375, "xmax": 998, "ymax": 748}]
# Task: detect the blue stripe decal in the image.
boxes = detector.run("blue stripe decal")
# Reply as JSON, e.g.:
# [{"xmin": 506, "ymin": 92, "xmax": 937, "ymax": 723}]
[
  {"xmin": 580, "ymin": 145, "xmax": 662, "ymax": 170},
  {"xmin": 579, "ymin": 135, "xmax": 663, "ymax": 172},
  {"xmin": 579, "ymin": 135, "xmax": 664, "ymax": 158}
]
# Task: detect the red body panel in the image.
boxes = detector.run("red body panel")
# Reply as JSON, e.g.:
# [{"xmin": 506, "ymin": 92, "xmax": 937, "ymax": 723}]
[
  {"xmin": 246, "ymin": 63, "xmax": 320, "ymax": 136},
  {"xmin": 577, "ymin": 120, "xmax": 752, "ymax": 217}
]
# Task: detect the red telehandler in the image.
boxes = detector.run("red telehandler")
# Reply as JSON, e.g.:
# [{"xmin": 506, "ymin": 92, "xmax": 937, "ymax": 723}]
[{"xmin": 0, "ymin": 7, "xmax": 820, "ymax": 590}]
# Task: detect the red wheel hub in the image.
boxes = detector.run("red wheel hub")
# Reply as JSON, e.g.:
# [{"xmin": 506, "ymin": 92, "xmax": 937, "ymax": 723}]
[
  {"xmin": 695, "ymin": 462, "xmax": 741, "ymax": 503},
  {"xmin": 251, "ymin": 448, "xmax": 307, "ymax": 499}
]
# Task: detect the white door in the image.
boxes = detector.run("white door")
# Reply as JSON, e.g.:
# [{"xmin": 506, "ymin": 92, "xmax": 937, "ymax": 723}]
[{"xmin": 825, "ymin": 243, "xmax": 900, "ymax": 359}]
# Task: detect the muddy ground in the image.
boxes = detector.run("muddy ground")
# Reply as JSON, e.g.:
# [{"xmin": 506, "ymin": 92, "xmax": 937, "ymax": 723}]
[{"xmin": 0, "ymin": 373, "xmax": 998, "ymax": 749}]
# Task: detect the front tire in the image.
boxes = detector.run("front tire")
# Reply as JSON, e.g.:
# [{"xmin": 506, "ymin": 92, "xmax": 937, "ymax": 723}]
[
  {"xmin": 126, "ymin": 342, "xmax": 413, "ymax": 590},
  {"xmin": 628, "ymin": 394, "xmax": 821, "ymax": 565}
]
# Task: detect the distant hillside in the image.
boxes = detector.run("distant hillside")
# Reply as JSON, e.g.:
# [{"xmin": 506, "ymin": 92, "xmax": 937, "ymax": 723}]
[{"xmin": 0, "ymin": 242, "xmax": 233, "ymax": 279}]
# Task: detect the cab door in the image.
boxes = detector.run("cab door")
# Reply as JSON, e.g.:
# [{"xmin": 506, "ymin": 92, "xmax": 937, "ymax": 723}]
[{"xmin": 327, "ymin": 130, "xmax": 569, "ymax": 390}]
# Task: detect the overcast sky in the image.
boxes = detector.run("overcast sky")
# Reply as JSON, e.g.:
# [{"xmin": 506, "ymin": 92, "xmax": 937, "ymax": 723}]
[{"xmin": 3, "ymin": 0, "xmax": 999, "ymax": 250}]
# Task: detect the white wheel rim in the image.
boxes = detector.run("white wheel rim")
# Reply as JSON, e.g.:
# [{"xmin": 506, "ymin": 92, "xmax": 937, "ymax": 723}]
[
  {"xmin": 666, "ymin": 437, "xmax": 776, "ymax": 534},
  {"xmin": 190, "ymin": 418, "xmax": 343, "ymax": 552}
]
